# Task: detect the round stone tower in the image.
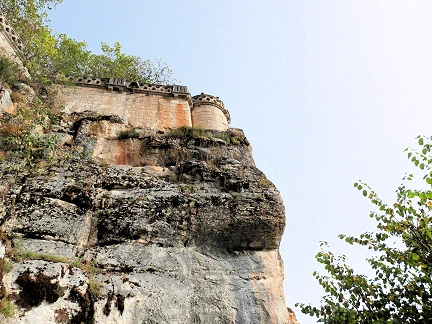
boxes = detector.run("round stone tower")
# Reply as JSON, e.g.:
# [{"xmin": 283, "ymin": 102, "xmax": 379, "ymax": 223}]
[{"xmin": 191, "ymin": 93, "xmax": 230, "ymax": 131}]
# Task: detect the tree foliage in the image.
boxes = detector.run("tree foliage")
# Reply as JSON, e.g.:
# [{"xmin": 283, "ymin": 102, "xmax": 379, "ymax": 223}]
[
  {"xmin": 0, "ymin": 103, "xmax": 57, "ymax": 166},
  {"xmin": 68, "ymin": 41, "xmax": 174, "ymax": 85},
  {"xmin": 0, "ymin": 0, "xmax": 62, "ymax": 76},
  {"xmin": 0, "ymin": 1, "xmax": 174, "ymax": 84},
  {"xmin": 297, "ymin": 136, "xmax": 432, "ymax": 323}
]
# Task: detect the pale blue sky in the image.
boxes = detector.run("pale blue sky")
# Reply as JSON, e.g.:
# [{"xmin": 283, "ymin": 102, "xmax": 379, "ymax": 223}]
[{"xmin": 49, "ymin": 1, "xmax": 432, "ymax": 322}]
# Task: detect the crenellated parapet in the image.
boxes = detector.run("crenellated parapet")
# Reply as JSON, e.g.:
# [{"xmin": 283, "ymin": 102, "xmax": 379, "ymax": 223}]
[
  {"xmin": 0, "ymin": 9, "xmax": 29, "ymax": 77},
  {"xmin": 0, "ymin": 11, "xmax": 24, "ymax": 56},
  {"xmin": 68, "ymin": 76, "xmax": 190, "ymax": 98}
]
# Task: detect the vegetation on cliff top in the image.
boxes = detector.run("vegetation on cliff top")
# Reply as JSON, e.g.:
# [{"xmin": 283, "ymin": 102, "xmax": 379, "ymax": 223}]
[
  {"xmin": 298, "ymin": 136, "xmax": 432, "ymax": 323},
  {"xmin": 1, "ymin": 0, "xmax": 174, "ymax": 84}
]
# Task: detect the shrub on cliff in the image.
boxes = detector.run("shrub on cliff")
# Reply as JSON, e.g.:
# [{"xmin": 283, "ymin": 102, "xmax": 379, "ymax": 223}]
[
  {"xmin": 0, "ymin": 0, "xmax": 62, "ymax": 81},
  {"xmin": 297, "ymin": 136, "xmax": 432, "ymax": 323},
  {"xmin": 0, "ymin": 56, "xmax": 22, "ymax": 86},
  {"xmin": 0, "ymin": 102, "xmax": 58, "ymax": 167}
]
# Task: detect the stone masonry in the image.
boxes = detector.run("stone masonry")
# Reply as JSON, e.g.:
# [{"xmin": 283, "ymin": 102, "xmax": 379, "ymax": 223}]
[
  {"xmin": 58, "ymin": 78, "xmax": 193, "ymax": 130},
  {"xmin": 0, "ymin": 11, "xmax": 28, "ymax": 77},
  {"xmin": 57, "ymin": 77, "xmax": 231, "ymax": 131},
  {"xmin": 192, "ymin": 93, "xmax": 231, "ymax": 131},
  {"xmin": 0, "ymin": 13, "xmax": 23, "ymax": 59}
]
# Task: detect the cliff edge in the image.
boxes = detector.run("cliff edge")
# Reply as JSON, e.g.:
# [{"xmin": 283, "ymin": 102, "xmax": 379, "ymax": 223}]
[{"xmin": 0, "ymin": 81, "xmax": 292, "ymax": 323}]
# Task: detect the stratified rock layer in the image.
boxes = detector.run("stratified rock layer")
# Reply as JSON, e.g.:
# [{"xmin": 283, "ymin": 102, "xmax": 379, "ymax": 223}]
[{"xmin": 0, "ymin": 115, "xmax": 288, "ymax": 323}]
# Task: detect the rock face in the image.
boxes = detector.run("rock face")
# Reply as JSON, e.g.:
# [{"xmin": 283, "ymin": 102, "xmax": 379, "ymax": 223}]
[{"xmin": 0, "ymin": 111, "xmax": 289, "ymax": 323}]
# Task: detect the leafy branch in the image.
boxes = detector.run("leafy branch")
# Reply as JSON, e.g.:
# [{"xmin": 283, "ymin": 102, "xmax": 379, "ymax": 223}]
[{"xmin": 297, "ymin": 135, "xmax": 432, "ymax": 323}]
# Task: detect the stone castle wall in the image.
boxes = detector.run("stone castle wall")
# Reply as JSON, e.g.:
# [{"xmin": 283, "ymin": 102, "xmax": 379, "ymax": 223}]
[
  {"xmin": 57, "ymin": 78, "xmax": 231, "ymax": 131},
  {"xmin": 0, "ymin": 13, "xmax": 23, "ymax": 58},
  {"xmin": 0, "ymin": 11, "xmax": 28, "ymax": 76},
  {"xmin": 0, "ymin": 26, "xmax": 17, "ymax": 59},
  {"xmin": 58, "ymin": 78, "xmax": 193, "ymax": 130}
]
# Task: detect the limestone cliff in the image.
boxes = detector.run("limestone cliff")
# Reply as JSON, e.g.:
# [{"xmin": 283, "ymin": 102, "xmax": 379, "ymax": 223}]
[{"xmin": 0, "ymin": 82, "xmax": 292, "ymax": 323}]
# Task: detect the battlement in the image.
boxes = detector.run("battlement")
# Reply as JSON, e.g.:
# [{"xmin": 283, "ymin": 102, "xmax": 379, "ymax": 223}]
[
  {"xmin": 0, "ymin": 9, "xmax": 25, "ymax": 60},
  {"xmin": 0, "ymin": 13, "xmax": 24, "ymax": 54},
  {"xmin": 69, "ymin": 76, "xmax": 189, "ymax": 97},
  {"xmin": 0, "ymin": 10, "xmax": 28, "ymax": 77}
]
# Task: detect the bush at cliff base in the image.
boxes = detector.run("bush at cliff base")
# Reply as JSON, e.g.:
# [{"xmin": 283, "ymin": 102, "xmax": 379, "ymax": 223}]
[{"xmin": 297, "ymin": 135, "xmax": 432, "ymax": 323}]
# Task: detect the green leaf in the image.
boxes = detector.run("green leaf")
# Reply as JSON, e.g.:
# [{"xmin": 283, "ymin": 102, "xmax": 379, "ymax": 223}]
[
  {"xmin": 419, "ymin": 138, "xmax": 424, "ymax": 145},
  {"xmin": 363, "ymin": 190, "xmax": 367, "ymax": 197},
  {"xmin": 412, "ymin": 253, "xmax": 419, "ymax": 261}
]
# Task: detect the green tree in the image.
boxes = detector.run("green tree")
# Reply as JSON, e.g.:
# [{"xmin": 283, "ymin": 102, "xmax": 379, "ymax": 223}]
[
  {"xmin": 0, "ymin": 0, "xmax": 63, "ymax": 77},
  {"xmin": 297, "ymin": 136, "xmax": 432, "ymax": 323},
  {"xmin": 1, "ymin": 1, "xmax": 174, "ymax": 84},
  {"xmin": 86, "ymin": 42, "xmax": 174, "ymax": 84},
  {"xmin": 49, "ymin": 33, "xmax": 91, "ymax": 78},
  {"xmin": 0, "ymin": 0, "xmax": 62, "ymax": 21}
]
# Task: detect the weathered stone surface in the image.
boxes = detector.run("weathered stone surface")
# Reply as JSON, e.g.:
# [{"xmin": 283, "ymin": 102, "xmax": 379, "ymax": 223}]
[
  {"xmin": 13, "ymin": 83, "xmax": 35, "ymax": 103},
  {"xmin": 0, "ymin": 112, "xmax": 289, "ymax": 323},
  {"xmin": 0, "ymin": 87, "xmax": 13, "ymax": 113},
  {"xmin": 57, "ymin": 85, "xmax": 193, "ymax": 131},
  {"xmin": 2, "ymin": 249, "xmax": 287, "ymax": 324}
]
